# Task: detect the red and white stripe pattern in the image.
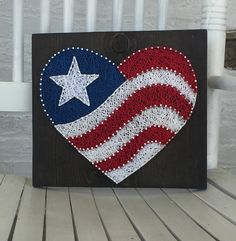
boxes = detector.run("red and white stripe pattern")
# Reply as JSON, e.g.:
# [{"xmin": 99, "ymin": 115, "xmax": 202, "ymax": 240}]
[{"xmin": 55, "ymin": 47, "xmax": 198, "ymax": 183}]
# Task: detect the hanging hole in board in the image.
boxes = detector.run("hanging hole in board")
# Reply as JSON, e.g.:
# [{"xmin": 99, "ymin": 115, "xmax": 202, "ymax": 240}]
[{"xmin": 111, "ymin": 33, "xmax": 129, "ymax": 54}]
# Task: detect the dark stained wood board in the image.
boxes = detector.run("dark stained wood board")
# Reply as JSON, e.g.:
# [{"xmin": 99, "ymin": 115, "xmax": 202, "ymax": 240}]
[{"xmin": 32, "ymin": 30, "xmax": 207, "ymax": 188}]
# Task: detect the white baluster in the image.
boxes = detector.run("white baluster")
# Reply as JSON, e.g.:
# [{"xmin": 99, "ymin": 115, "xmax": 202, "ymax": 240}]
[
  {"xmin": 86, "ymin": 0, "xmax": 97, "ymax": 32},
  {"xmin": 112, "ymin": 0, "xmax": 123, "ymax": 31},
  {"xmin": 13, "ymin": 0, "xmax": 23, "ymax": 83},
  {"xmin": 0, "ymin": 0, "xmax": 31, "ymax": 111},
  {"xmin": 201, "ymin": 0, "xmax": 227, "ymax": 169},
  {"xmin": 63, "ymin": 0, "xmax": 74, "ymax": 32},
  {"xmin": 134, "ymin": 0, "xmax": 144, "ymax": 31},
  {"xmin": 40, "ymin": 0, "xmax": 50, "ymax": 33},
  {"xmin": 156, "ymin": 0, "xmax": 168, "ymax": 30}
]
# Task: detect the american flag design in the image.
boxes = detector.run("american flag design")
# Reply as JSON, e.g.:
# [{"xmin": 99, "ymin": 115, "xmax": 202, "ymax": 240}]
[{"xmin": 40, "ymin": 46, "xmax": 197, "ymax": 184}]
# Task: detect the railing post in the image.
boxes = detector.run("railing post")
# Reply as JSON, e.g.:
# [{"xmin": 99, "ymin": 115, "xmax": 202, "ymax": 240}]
[
  {"xmin": 156, "ymin": 0, "xmax": 168, "ymax": 30},
  {"xmin": 13, "ymin": 0, "xmax": 23, "ymax": 83},
  {"xmin": 63, "ymin": 0, "xmax": 74, "ymax": 32},
  {"xmin": 112, "ymin": 0, "xmax": 123, "ymax": 31},
  {"xmin": 86, "ymin": 0, "xmax": 97, "ymax": 32},
  {"xmin": 134, "ymin": 0, "xmax": 144, "ymax": 31},
  {"xmin": 201, "ymin": 0, "xmax": 227, "ymax": 169},
  {"xmin": 40, "ymin": 0, "xmax": 50, "ymax": 33}
]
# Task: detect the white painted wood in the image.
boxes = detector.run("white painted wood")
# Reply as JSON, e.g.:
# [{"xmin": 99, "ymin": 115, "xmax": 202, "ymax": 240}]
[
  {"xmin": 114, "ymin": 188, "xmax": 176, "ymax": 241},
  {"xmin": 92, "ymin": 188, "xmax": 140, "ymax": 241},
  {"xmin": 13, "ymin": 0, "xmax": 24, "ymax": 83},
  {"xmin": 63, "ymin": 0, "xmax": 74, "ymax": 32},
  {"xmin": 86, "ymin": 0, "xmax": 97, "ymax": 32},
  {"xmin": 201, "ymin": 1, "xmax": 227, "ymax": 32},
  {"xmin": 201, "ymin": 0, "xmax": 226, "ymax": 76},
  {"xmin": 0, "ymin": 0, "xmax": 31, "ymax": 112},
  {"xmin": 69, "ymin": 188, "xmax": 108, "ymax": 241},
  {"xmin": 0, "ymin": 175, "xmax": 25, "ymax": 241},
  {"xmin": 164, "ymin": 188, "xmax": 236, "ymax": 241},
  {"xmin": 0, "ymin": 82, "xmax": 31, "ymax": 112},
  {"xmin": 46, "ymin": 188, "xmax": 74, "ymax": 241},
  {"xmin": 12, "ymin": 180, "xmax": 46, "ymax": 241},
  {"xmin": 208, "ymin": 75, "xmax": 236, "ymax": 91},
  {"xmin": 40, "ymin": 0, "xmax": 50, "ymax": 33},
  {"xmin": 207, "ymin": 88, "xmax": 221, "ymax": 169},
  {"xmin": 134, "ymin": 0, "xmax": 144, "ymax": 31},
  {"xmin": 112, "ymin": 0, "xmax": 123, "ymax": 31},
  {"xmin": 156, "ymin": 0, "xmax": 168, "ymax": 30},
  {"xmin": 1, "ymin": 176, "xmax": 236, "ymax": 241},
  {"xmin": 208, "ymin": 168, "xmax": 236, "ymax": 199},
  {"xmin": 138, "ymin": 188, "xmax": 215, "ymax": 241},
  {"xmin": 201, "ymin": 0, "xmax": 227, "ymax": 169},
  {"xmin": 192, "ymin": 183, "xmax": 236, "ymax": 224}
]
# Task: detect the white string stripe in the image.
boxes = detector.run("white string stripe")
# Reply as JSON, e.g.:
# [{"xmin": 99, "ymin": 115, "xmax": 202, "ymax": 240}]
[{"xmin": 55, "ymin": 69, "xmax": 196, "ymax": 138}]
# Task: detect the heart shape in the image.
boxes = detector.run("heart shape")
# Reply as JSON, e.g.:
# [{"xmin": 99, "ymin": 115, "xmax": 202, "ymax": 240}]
[{"xmin": 40, "ymin": 46, "xmax": 197, "ymax": 183}]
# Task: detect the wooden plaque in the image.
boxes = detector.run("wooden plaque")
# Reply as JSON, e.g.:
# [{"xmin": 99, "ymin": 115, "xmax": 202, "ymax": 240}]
[{"xmin": 32, "ymin": 30, "xmax": 207, "ymax": 188}]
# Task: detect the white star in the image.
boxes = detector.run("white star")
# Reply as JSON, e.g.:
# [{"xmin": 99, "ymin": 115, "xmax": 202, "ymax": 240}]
[{"xmin": 50, "ymin": 56, "xmax": 99, "ymax": 106}]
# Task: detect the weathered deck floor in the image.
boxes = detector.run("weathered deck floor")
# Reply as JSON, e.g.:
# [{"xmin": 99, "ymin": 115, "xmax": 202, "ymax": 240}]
[{"xmin": 0, "ymin": 168, "xmax": 236, "ymax": 241}]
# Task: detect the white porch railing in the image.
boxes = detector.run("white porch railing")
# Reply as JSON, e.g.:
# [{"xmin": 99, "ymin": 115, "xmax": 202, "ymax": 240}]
[
  {"xmin": 0, "ymin": 0, "xmax": 31, "ymax": 112},
  {"xmin": 0, "ymin": 0, "xmax": 169, "ymax": 112},
  {"xmin": 0, "ymin": 0, "xmax": 236, "ymax": 169}
]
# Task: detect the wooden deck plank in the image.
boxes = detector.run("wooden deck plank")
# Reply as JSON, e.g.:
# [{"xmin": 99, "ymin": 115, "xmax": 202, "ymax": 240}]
[
  {"xmin": 164, "ymin": 188, "xmax": 236, "ymax": 241},
  {"xmin": 192, "ymin": 183, "xmax": 236, "ymax": 224},
  {"xmin": 1, "ymin": 170, "xmax": 236, "ymax": 241},
  {"xmin": 138, "ymin": 188, "xmax": 215, "ymax": 241},
  {"xmin": 0, "ymin": 174, "xmax": 4, "ymax": 184},
  {"xmin": 0, "ymin": 175, "xmax": 25, "ymax": 241},
  {"xmin": 69, "ymin": 187, "xmax": 108, "ymax": 241},
  {"xmin": 114, "ymin": 188, "xmax": 176, "ymax": 241},
  {"xmin": 12, "ymin": 180, "xmax": 46, "ymax": 241},
  {"xmin": 46, "ymin": 187, "xmax": 74, "ymax": 241},
  {"xmin": 92, "ymin": 188, "xmax": 140, "ymax": 241},
  {"xmin": 208, "ymin": 168, "xmax": 236, "ymax": 199}
]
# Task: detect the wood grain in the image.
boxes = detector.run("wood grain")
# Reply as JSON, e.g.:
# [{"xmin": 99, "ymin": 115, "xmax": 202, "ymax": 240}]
[
  {"xmin": 12, "ymin": 180, "xmax": 46, "ymax": 241},
  {"xmin": 114, "ymin": 188, "xmax": 176, "ymax": 241},
  {"xmin": 192, "ymin": 183, "xmax": 236, "ymax": 224},
  {"xmin": 0, "ymin": 175, "xmax": 25, "ymax": 241},
  {"xmin": 69, "ymin": 187, "xmax": 108, "ymax": 241},
  {"xmin": 46, "ymin": 187, "xmax": 74, "ymax": 241},
  {"xmin": 0, "ymin": 169, "xmax": 236, "ymax": 241},
  {"xmin": 92, "ymin": 188, "xmax": 140, "ymax": 241},
  {"xmin": 164, "ymin": 188, "xmax": 236, "ymax": 241},
  {"xmin": 138, "ymin": 188, "xmax": 215, "ymax": 241},
  {"xmin": 208, "ymin": 168, "xmax": 236, "ymax": 198},
  {"xmin": 32, "ymin": 30, "xmax": 207, "ymax": 188}
]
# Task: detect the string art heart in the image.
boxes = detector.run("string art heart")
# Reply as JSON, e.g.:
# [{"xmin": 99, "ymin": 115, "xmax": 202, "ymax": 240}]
[{"xmin": 40, "ymin": 46, "xmax": 197, "ymax": 184}]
